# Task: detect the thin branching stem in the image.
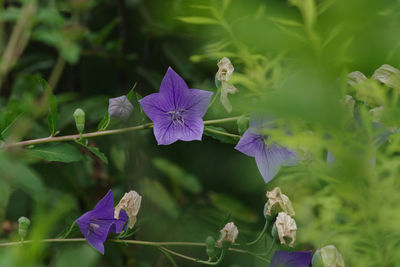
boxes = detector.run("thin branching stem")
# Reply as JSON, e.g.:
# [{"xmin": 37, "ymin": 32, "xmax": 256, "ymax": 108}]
[{"xmin": 3, "ymin": 116, "xmax": 244, "ymax": 148}]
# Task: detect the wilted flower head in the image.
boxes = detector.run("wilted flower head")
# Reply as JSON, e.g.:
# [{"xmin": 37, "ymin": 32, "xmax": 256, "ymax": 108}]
[
  {"xmin": 235, "ymin": 115, "xmax": 298, "ymax": 183},
  {"xmin": 108, "ymin": 95, "xmax": 134, "ymax": 120},
  {"xmin": 270, "ymin": 250, "xmax": 312, "ymax": 267},
  {"xmin": 266, "ymin": 187, "xmax": 295, "ymax": 217},
  {"xmin": 312, "ymin": 245, "xmax": 345, "ymax": 267},
  {"xmin": 216, "ymin": 57, "xmax": 238, "ymax": 113},
  {"xmin": 372, "ymin": 64, "xmax": 400, "ymax": 88},
  {"xmin": 139, "ymin": 67, "xmax": 212, "ymax": 145},
  {"xmin": 275, "ymin": 212, "xmax": 297, "ymax": 247},
  {"xmin": 217, "ymin": 222, "xmax": 238, "ymax": 247},
  {"xmin": 347, "ymin": 71, "xmax": 367, "ymax": 87},
  {"xmin": 114, "ymin": 190, "xmax": 142, "ymax": 229},
  {"xmin": 76, "ymin": 190, "xmax": 128, "ymax": 254},
  {"xmin": 216, "ymin": 57, "xmax": 234, "ymax": 82}
]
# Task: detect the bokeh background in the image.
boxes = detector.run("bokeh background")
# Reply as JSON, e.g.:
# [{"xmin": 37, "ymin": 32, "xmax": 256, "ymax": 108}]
[{"xmin": 1, "ymin": 0, "xmax": 400, "ymax": 266}]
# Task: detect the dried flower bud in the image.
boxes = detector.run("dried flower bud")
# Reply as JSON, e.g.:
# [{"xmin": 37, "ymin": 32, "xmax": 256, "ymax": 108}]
[
  {"xmin": 18, "ymin": 216, "xmax": 31, "ymax": 240},
  {"xmin": 205, "ymin": 236, "xmax": 217, "ymax": 258},
  {"xmin": 275, "ymin": 212, "xmax": 297, "ymax": 247},
  {"xmin": 347, "ymin": 71, "xmax": 367, "ymax": 87},
  {"xmin": 220, "ymin": 82, "xmax": 238, "ymax": 113},
  {"xmin": 372, "ymin": 64, "xmax": 400, "ymax": 88},
  {"xmin": 217, "ymin": 222, "xmax": 239, "ymax": 247},
  {"xmin": 216, "ymin": 57, "xmax": 238, "ymax": 113},
  {"xmin": 108, "ymin": 95, "xmax": 134, "ymax": 120},
  {"xmin": 265, "ymin": 187, "xmax": 295, "ymax": 217},
  {"xmin": 216, "ymin": 57, "xmax": 234, "ymax": 82},
  {"xmin": 73, "ymin": 108, "xmax": 85, "ymax": 134},
  {"xmin": 312, "ymin": 245, "xmax": 345, "ymax": 267},
  {"xmin": 114, "ymin": 190, "xmax": 142, "ymax": 229}
]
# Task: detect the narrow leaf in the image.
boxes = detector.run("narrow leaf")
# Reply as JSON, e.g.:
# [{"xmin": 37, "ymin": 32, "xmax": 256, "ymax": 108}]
[
  {"xmin": 177, "ymin": 16, "xmax": 219, "ymax": 25},
  {"xmin": 97, "ymin": 111, "xmax": 110, "ymax": 131},
  {"xmin": 47, "ymin": 92, "xmax": 58, "ymax": 135},
  {"xmin": 78, "ymin": 143, "xmax": 108, "ymax": 164},
  {"xmin": 26, "ymin": 143, "xmax": 85, "ymax": 163},
  {"xmin": 203, "ymin": 126, "xmax": 239, "ymax": 144},
  {"xmin": 126, "ymin": 83, "xmax": 137, "ymax": 103}
]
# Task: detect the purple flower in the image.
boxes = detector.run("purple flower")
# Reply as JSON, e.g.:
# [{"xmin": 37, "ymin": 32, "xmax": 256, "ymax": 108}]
[
  {"xmin": 76, "ymin": 190, "xmax": 128, "ymax": 254},
  {"xmin": 235, "ymin": 116, "xmax": 298, "ymax": 183},
  {"xmin": 270, "ymin": 250, "xmax": 312, "ymax": 267},
  {"xmin": 139, "ymin": 67, "xmax": 213, "ymax": 145}
]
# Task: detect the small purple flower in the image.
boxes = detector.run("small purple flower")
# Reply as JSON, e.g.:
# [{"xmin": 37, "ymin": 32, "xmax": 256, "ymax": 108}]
[
  {"xmin": 76, "ymin": 190, "xmax": 128, "ymax": 254},
  {"xmin": 139, "ymin": 67, "xmax": 213, "ymax": 145},
  {"xmin": 235, "ymin": 116, "xmax": 298, "ymax": 183},
  {"xmin": 270, "ymin": 250, "xmax": 312, "ymax": 267}
]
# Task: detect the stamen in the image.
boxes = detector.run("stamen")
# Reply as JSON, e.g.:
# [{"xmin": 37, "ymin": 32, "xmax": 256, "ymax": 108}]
[
  {"xmin": 167, "ymin": 109, "xmax": 186, "ymax": 126},
  {"xmin": 87, "ymin": 222, "xmax": 100, "ymax": 236}
]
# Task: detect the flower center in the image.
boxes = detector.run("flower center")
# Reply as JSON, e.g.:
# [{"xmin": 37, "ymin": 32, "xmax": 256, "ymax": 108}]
[
  {"xmin": 87, "ymin": 222, "xmax": 100, "ymax": 236},
  {"xmin": 167, "ymin": 109, "xmax": 186, "ymax": 126}
]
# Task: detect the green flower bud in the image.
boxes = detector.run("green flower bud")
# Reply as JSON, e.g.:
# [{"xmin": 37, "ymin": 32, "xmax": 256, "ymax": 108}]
[
  {"xmin": 237, "ymin": 115, "xmax": 249, "ymax": 135},
  {"xmin": 312, "ymin": 249, "xmax": 323, "ymax": 267},
  {"xmin": 18, "ymin": 216, "xmax": 31, "ymax": 240},
  {"xmin": 205, "ymin": 236, "xmax": 216, "ymax": 258},
  {"xmin": 312, "ymin": 245, "xmax": 345, "ymax": 267},
  {"xmin": 73, "ymin": 108, "xmax": 85, "ymax": 134}
]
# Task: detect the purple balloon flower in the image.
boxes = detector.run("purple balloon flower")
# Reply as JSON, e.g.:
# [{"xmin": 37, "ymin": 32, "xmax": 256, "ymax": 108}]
[
  {"xmin": 76, "ymin": 190, "xmax": 128, "ymax": 254},
  {"xmin": 139, "ymin": 67, "xmax": 213, "ymax": 145},
  {"xmin": 235, "ymin": 116, "xmax": 298, "ymax": 183},
  {"xmin": 270, "ymin": 250, "xmax": 312, "ymax": 267}
]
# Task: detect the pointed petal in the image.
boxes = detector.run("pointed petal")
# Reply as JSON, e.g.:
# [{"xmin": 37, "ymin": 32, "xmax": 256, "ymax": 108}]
[
  {"xmin": 270, "ymin": 250, "xmax": 312, "ymax": 267},
  {"xmin": 159, "ymin": 67, "xmax": 189, "ymax": 109},
  {"xmin": 255, "ymin": 145, "xmax": 298, "ymax": 183},
  {"xmin": 109, "ymin": 210, "xmax": 129, "ymax": 233},
  {"xmin": 84, "ymin": 219, "xmax": 113, "ymax": 254},
  {"xmin": 153, "ymin": 117, "xmax": 203, "ymax": 145},
  {"xmin": 139, "ymin": 93, "xmax": 169, "ymax": 122},
  {"xmin": 182, "ymin": 89, "xmax": 213, "ymax": 117},
  {"xmin": 235, "ymin": 130, "xmax": 264, "ymax": 157},
  {"xmin": 92, "ymin": 190, "xmax": 114, "ymax": 215}
]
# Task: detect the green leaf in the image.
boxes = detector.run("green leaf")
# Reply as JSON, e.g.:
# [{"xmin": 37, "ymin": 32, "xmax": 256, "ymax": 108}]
[
  {"xmin": 77, "ymin": 142, "xmax": 108, "ymax": 164},
  {"xmin": 203, "ymin": 126, "xmax": 239, "ymax": 144},
  {"xmin": 47, "ymin": 92, "xmax": 58, "ymax": 136},
  {"xmin": 141, "ymin": 179, "xmax": 180, "ymax": 218},
  {"xmin": 126, "ymin": 83, "xmax": 137, "ymax": 103},
  {"xmin": 0, "ymin": 152, "xmax": 45, "ymax": 202},
  {"xmin": 97, "ymin": 111, "xmax": 110, "ymax": 131},
  {"xmin": 54, "ymin": 245, "xmax": 99, "ymax": 267},
  {"xmin": 177, "ymin": 16, "xmax": 219, "ymax": 25},
  {"xmin": 209, "ymin": 192, "xmax": 258, "ymax": 223},
  {"xmin": 153, "ymin": 158, "xmax": 202, "ymax": 194},
  {"xmin": 26, "ymin": 143, "xmax": 85, "ymax": 163},
  {"xmin": 237, "ymin": 115, "xmax": 249, "ymax": 135}
]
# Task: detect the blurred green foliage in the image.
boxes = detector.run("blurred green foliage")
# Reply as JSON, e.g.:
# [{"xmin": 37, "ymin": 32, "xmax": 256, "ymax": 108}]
[{"xmin": 1, "ymin": 0, "xmax": 400, "ymax": 266}]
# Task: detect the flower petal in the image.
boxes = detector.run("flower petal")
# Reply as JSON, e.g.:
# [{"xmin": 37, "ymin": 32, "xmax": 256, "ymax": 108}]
[
  {"xmin": 234, "ymin": 130, "xmax": 264, "ymax": 157},
  {"xmin": 92, "ymin": 190, "xmax": 114, "ymax": 216},
  {"xmin": 109, "ymin": 210, "xmax": 129, "ymax": 233},
  {"xmin": 139, "ymin": 93, "xmax": 169, "ymax": 122},
  {"xmin": 159, "ymin": 67, "xmax": 189, "ymax": 109},
  {"xmin": 182, "ymin": 89, "xmax": 213, "ymax": 117},
  {"xmin": 84, "ymin": 219, "xmax": 113, "ymax": 254},
  {"xmin": 254, "ymin": 145, "xmax": 298, "ymax": 183},
  {"xmin": 270, "ymin": 250, "xmax": 312, "ymax": 267},
  {"xmin": 153, "ymin": 116, "xmax": 203, "ymax": 145}
]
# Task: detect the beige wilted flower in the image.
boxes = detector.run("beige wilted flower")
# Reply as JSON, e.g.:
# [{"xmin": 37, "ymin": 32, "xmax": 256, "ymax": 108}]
[
  {"xmin": 372, "ymin": 64, "xmax": 400, "ymax": 88},
  {"xmin": 347, "ymin": 71, "xmax": 367, "ymax": 87},
  {"xmin": 217, "ymin": 222, "xmax": 239, "ymax": 247},
  {"xmin": 216, "ymin": 57, "xmax": 238, "ymax": 113},
  {"xmin": 341, "ymin": 95, "xmax": 355, "ymax": 118},
  {"xmin": 275, "ymin": 212, "xmax": 297, "ymax": 247},
  {"xmin": 114, "ymin": 190, "xmax": 142, "ymax": 229},
  {"xmin": 216, "ymin": 57, "xmax": 234, "ymax": 82},
  {"xmin": 319, "ymin": 245, "xmax": 345, "ymax": 267},
  {"xmin": 265, "ymin": 187, "xmax": 295, "ymax": 217}
]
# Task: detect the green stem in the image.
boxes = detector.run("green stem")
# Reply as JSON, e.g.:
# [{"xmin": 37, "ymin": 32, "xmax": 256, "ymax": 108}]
[
  {"xmin": 3, "ymin": 116, "xmax": 243, "ymax": 148},
  {"xmin": 159, "ymin": 246, "xmax": 225, "ymax": 265},
  {"xmin": 59, "ymin": 221, "xmax": 76, "ymax": 238},
  {"xmin": 204, "ymin": 127, "xmax": 241, "ymax": 139},
  {"xmin": 246, "ymin": 220, "xmax": 268, "ymax": 246}
]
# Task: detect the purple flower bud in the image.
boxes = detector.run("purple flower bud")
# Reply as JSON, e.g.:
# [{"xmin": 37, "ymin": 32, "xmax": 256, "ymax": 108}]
[{"xmin": 108, "ymin": 95, "xmax": 134, "ymax": 120}]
